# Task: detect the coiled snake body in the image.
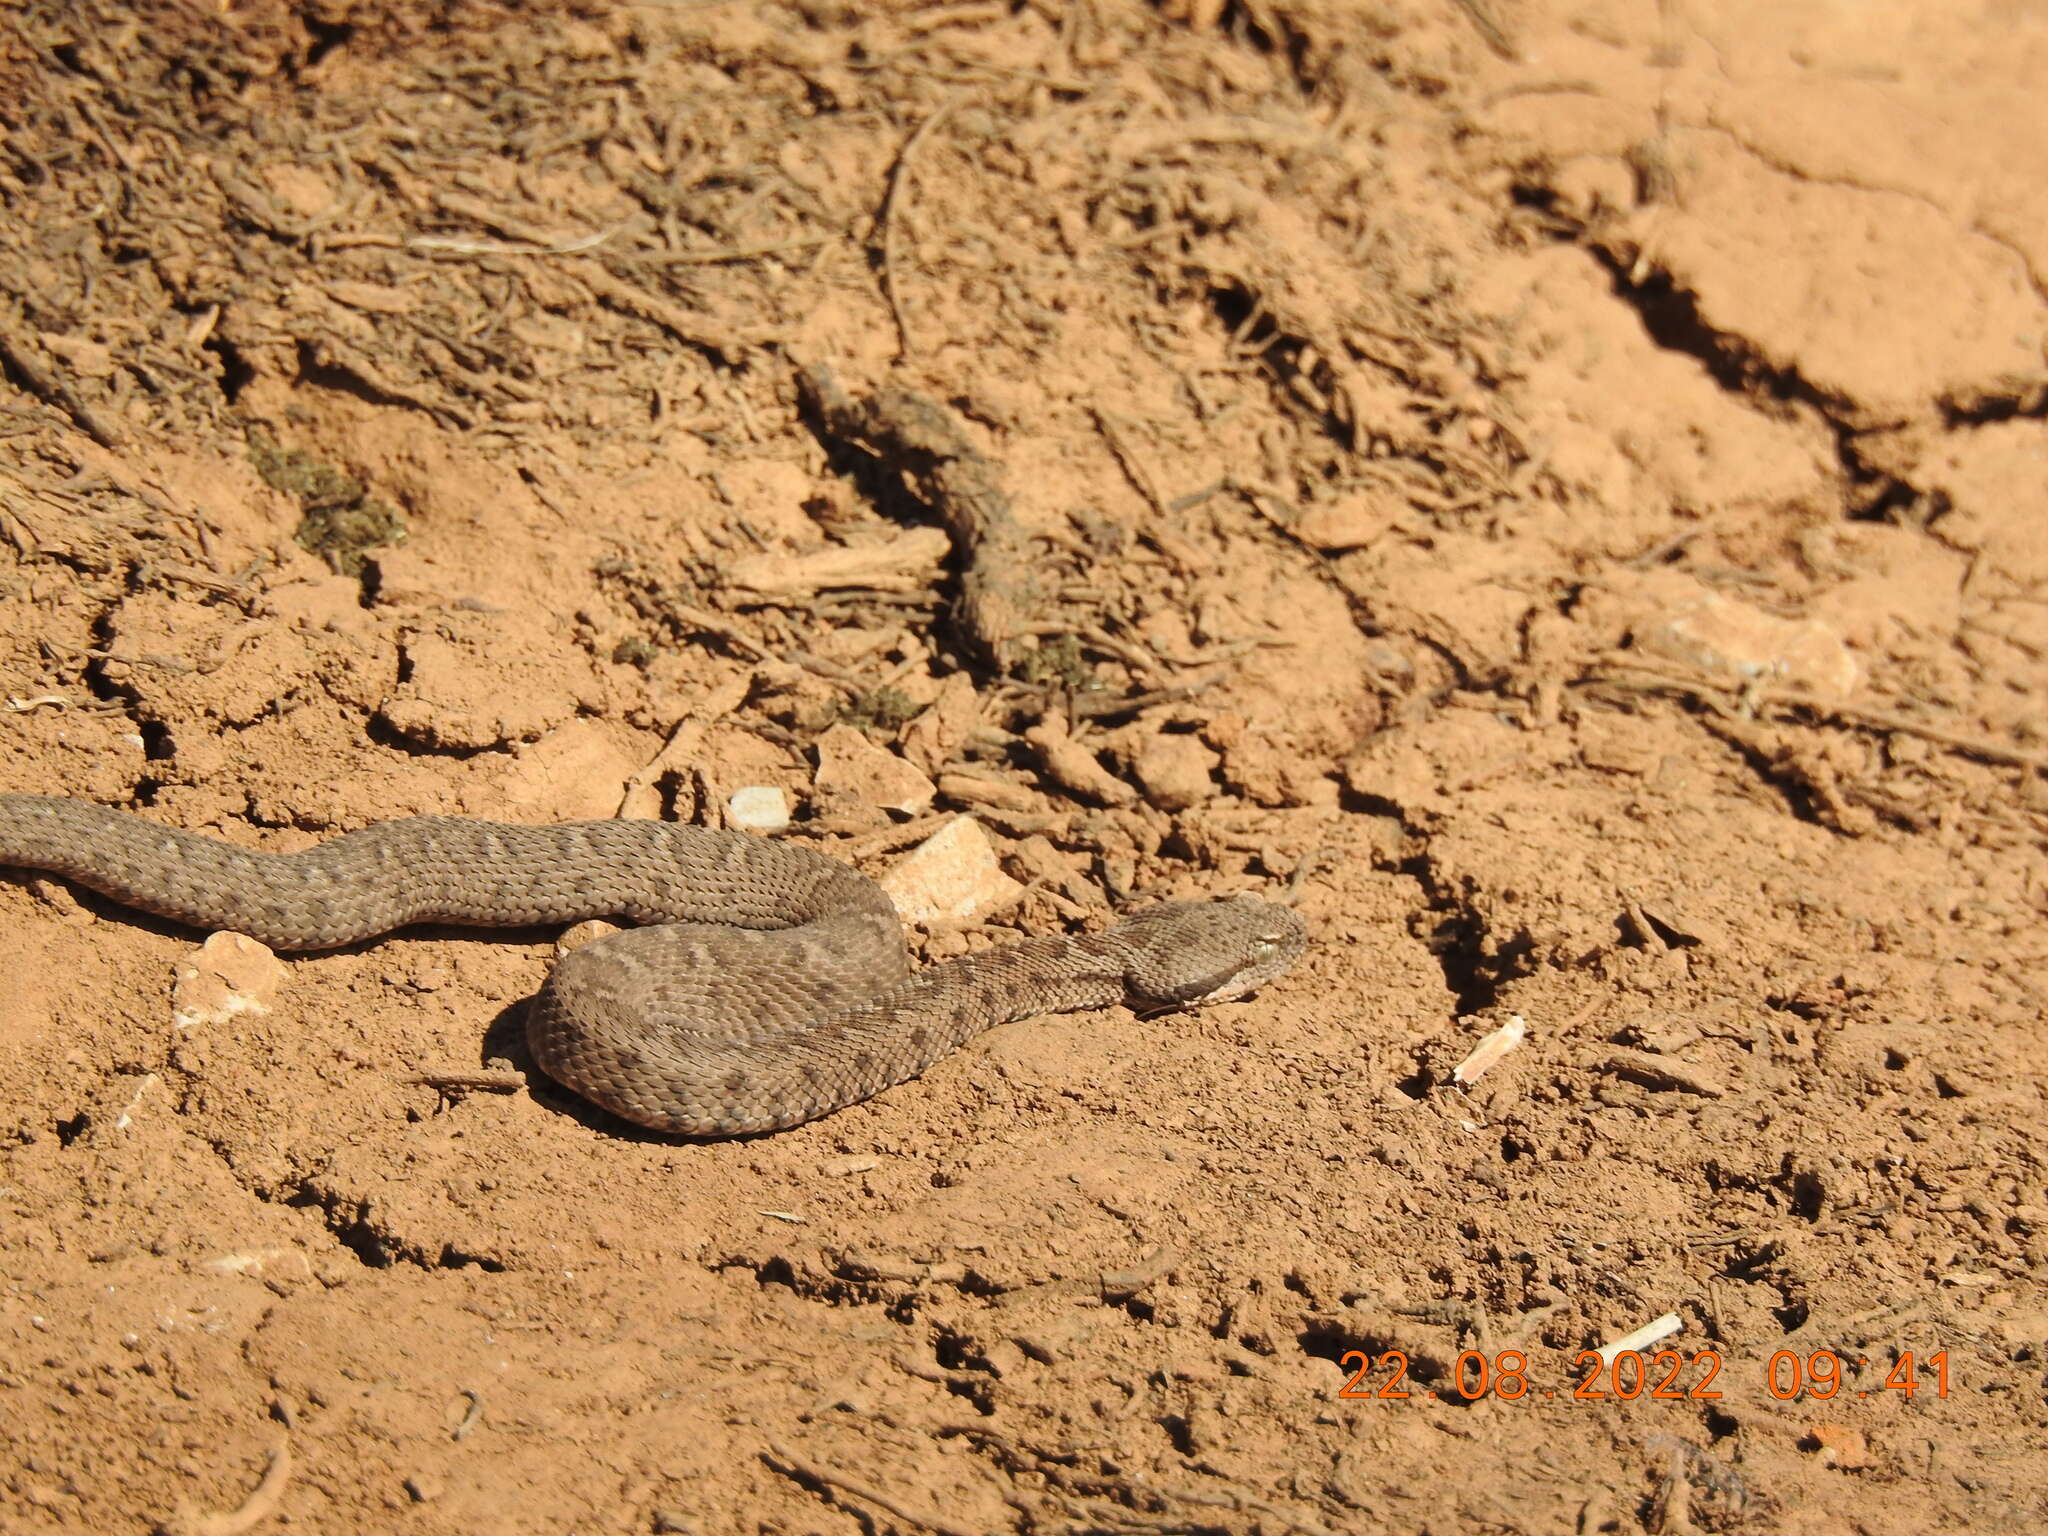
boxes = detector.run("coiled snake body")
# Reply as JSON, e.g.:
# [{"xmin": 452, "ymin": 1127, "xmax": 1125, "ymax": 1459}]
[{"xmin": 0, "ymin": 795, "xmax": 1307, "ymax": 1135}]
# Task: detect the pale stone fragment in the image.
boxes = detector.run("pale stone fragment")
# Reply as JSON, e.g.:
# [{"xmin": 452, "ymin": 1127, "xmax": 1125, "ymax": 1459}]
[
  {"xmin": 1292, "ymin": 494, "xmax": 1388, "ymax": 553},
  {"xmin": 813, "ymin": 724, "xmax": 936, "ymax": 815},
  {"xmin": 879, "ymin": 815, "xmax": 1024, "ymax": 925},
  {"xmin": 1633, "ymin": 585, "xmax": 1859, "ymax": 699},
  {"xmin": 727, "ymin": 785, "xmax": 792, "ymax": 831},
  {"xmin": 170, "ymin": 931, "xmax": 287, "ymax": 1033},
  {"xmin": 725, "ymin": 526, "xmax": 950, "ymax": 594}
]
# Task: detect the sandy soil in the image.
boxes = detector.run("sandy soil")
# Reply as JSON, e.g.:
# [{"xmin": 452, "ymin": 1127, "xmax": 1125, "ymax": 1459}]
[{"xmin": 2, "ymin": 1, "xmax": 2044, "ymax": 1532}]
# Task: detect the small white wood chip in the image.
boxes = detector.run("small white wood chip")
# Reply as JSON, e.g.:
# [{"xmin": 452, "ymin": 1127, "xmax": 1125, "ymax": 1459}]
[
  {"xmin": 1597, "ymin": 1312, "xmax": 1683, "ymax": 1365},
  {"xmin": 111, "ymin": 1073, "xmax": 160, "ymax": 1132},
  {"xmin": 1451, "ymin": 1014, "xmax": 1528, "ymax": 1085}
]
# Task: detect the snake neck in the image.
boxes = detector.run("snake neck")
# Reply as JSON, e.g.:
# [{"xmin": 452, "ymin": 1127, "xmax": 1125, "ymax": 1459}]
[{"xmin": 882, "ymin": 930, "xmax": 1130, "ymax": 1054}]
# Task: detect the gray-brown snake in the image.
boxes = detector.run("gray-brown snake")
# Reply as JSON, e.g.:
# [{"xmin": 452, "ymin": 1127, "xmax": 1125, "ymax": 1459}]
[{"xmin": 0, "ymin": 795, "xmax": 1308, "ymax": 1135}]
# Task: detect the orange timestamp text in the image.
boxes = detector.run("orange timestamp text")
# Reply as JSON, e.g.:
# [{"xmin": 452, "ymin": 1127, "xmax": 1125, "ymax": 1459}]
[{"xmin": 1337, "ymin": 1348, "xmax": 1952, "ymax": 1403}]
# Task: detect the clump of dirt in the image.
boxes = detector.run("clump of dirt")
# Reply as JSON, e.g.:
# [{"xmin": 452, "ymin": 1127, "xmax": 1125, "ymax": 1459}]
[
  {"xmin": 836, "ymin": 685, "xmax": 922, "ymax": 734},
  {"xmin": 249, "ymin": 431, "xmax": 408, "ymax": 576}
]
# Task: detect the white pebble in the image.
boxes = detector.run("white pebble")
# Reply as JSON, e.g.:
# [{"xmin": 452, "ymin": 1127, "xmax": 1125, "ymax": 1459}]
[{"xmin": 726, "ymin": 786, "xmax": 791, "ymax": 831}]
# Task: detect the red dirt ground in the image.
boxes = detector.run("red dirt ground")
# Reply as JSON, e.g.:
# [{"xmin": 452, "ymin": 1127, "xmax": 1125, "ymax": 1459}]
[{"xmin": 1, "ymin": 2, "xmax": 2043, "ymax": 1532}]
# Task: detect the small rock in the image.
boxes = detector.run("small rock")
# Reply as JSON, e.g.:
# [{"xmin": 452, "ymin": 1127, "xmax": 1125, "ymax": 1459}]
[
  {"xmin": 813, "ymin": 724, "xmax": 936, "ymax": 816},
  {"xmin": 879, "ymin": 816, "xmax": 1024, "ymax": 925},
  {"xmin": 1806, "ymin": 1423, "xmax": 1873, "ymax": 1470},
  {"xmin": 555, "ymin": 918, "xmax": 624, "ymax": 956},
  {"xmin": 1024, "ymin": 716, "xmax": 1134, "ymax": 805},
  {"xmin": 1633, "ymin": 585, "xmax": 1859, "ymax": 699},
  {"xmin": 726, "ymin": 785, "xmax": 791, "ymax": 831},
  {"xmin": 198, "ymin": 1247, "xmax": 314, "ymax": 1282},
  {"xmin": 1007, "ymin": 833, "xmax": 1089, "ymax": 890},
  {"xmin": 1292, "ymin": 493, "xmax": 1389, "ymax": 553},
  {"xmin": 936, "ymin": 772, "xmax": 1043, "ymax": 813},
  {"xmin": 900, "ymin": 672, "xmax": 981, "ymax": 773},
  {"xmin": 1129, "ymin": 730, "xmax": 1219, "ymax": 811},
  {"xmin": 38, "ymin": 331, "xmax": 113, "ymax": 377},
  {"xmin": 725, "ymin": 525, "xmax": 950, "ymax": 594},
  {"xmin": 170, "ymin": 932, "xmax": 287, "ymax": 1033}
]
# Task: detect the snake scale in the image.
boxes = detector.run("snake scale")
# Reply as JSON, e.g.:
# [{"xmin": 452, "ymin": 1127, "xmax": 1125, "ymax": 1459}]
[{"xmin": 0, "ymin": 794, "xmax": 1308, "ymax": 1135}]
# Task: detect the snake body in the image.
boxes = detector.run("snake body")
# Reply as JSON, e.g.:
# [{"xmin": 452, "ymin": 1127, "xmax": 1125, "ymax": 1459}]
[{"xmin": 0, "ymin": 795, "xmax": 1307, "ymax": 1135}]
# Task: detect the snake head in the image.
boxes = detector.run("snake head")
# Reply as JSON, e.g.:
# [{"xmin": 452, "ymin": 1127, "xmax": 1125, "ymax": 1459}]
[{"xmin": 1116, "ymin": 896, "xmax": 1308, "ymax": 1010}]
